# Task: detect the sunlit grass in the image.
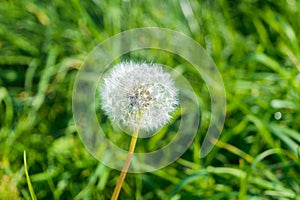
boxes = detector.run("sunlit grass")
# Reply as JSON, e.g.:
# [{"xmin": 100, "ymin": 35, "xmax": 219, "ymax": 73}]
[{"xmin": 0, "ymin": 0, "xmax": 299, "ymax": 199}]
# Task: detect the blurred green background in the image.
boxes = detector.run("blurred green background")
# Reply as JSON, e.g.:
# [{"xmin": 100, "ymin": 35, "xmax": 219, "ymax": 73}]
[{"xmin": 1, "ymin": 0, "xmax": 300, "ymax": 199}]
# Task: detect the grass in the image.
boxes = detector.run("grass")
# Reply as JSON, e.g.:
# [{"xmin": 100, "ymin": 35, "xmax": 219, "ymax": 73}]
[
  {"xmin": 0, "ymin": 0, "xmax": 300, "ymax": 199},
  {"xmin": 24, "ymin": 151, "xmax": 37, "ymax": 200}
]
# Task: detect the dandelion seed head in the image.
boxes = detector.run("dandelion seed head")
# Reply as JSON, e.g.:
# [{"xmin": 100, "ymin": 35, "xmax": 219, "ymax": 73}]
[{"xmin": 100, "ymin": 61, "xmax": 178, "ymax": 132}]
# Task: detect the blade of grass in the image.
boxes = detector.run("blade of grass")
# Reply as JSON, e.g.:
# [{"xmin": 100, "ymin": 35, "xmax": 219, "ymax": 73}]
[{"xmin": 23, "ymin": 150, "xmax": 37, "ymax": 200}]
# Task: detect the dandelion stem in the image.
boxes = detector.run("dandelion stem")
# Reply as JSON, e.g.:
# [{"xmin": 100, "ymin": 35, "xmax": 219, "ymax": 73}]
[{"xmin": 111, "ymin": 128, "xmax": 139, "ymax": 200}]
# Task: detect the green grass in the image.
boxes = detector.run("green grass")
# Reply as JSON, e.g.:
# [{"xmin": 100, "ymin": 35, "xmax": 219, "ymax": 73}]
[
  {"xmin": 1, "ymin": 0, "xmax": 300, "ymax": 199},
  {"xmin": 24, "ymin": 151, "xmax": 37, "ymax": 200}
]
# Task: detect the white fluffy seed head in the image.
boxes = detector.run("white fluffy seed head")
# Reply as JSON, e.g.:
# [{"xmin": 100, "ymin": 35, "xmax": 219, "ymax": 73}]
[{"xmin": 100, "ymin": 61, "xmax": 178, "ymax": 132}]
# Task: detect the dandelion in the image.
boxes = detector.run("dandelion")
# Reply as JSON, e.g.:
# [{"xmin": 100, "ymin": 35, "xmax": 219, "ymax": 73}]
[
  {"xmin": 100, "ymin": 61, "xmax": 178, "ymax": 200},
  {"xmin": 100, "ymin": 61, "xmax": 178, "ymax": 132}
]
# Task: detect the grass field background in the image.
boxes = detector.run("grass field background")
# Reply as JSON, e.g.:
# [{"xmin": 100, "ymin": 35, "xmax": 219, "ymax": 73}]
[{"xmin": 0, "ymin": 0, "xmax": 300, "ymax": 199}]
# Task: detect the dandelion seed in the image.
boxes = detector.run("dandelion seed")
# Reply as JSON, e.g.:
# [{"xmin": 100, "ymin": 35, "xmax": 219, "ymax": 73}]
[{"xmin": 100, "ymin": 61, "xmax": 178, "ymax": 132}]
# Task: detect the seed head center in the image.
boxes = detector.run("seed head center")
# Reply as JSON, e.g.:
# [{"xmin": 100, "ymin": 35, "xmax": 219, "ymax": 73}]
[{"xmin": 128, "ymin": 86, "xmax": 153, "ymax": 111}]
